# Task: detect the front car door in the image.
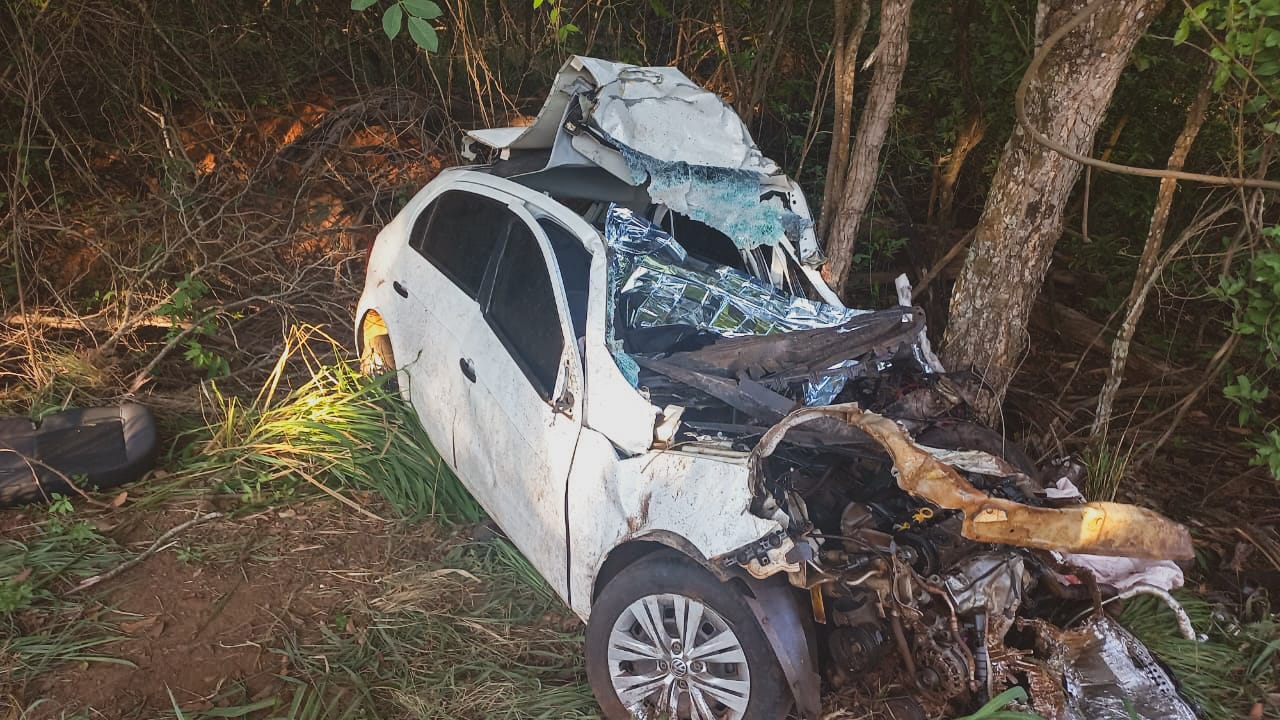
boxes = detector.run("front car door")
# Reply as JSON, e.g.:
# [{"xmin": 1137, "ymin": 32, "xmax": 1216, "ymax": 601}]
[{"xmin": 459, "ymin": 195, "xmax": 585, "ymax": 600}]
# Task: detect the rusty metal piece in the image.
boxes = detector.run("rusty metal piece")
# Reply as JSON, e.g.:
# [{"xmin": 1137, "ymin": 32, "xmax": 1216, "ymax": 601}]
[
  {"xmin": 752, "ymin": 404, "xmax": 1194, "ymax": 560},
  {"xmin": 809, "ymin": 585, "xmax": 827, "ymax": 624},
  {"xmin": 1023, "ymin": 657, "xmax": 1070, "ymax": 720},
  {"xmin": 889, "ymin": 610, "xmax": 917, "ymax": 681}
]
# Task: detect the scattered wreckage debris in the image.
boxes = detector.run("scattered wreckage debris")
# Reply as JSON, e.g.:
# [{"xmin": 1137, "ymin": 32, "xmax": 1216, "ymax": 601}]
[
  {"xmin": 462, "ymin": 56, "xmax": 1199, "ymax": 719},
  {"xmin": 753, "ymin": 405, "xmax": 1194, "ymax": 560},
  {"xmin": 0, "ymin": 404, "xmax": 157, "ymax": 507},
  {"xmin": 599, "ymin": 210, "xmax": 1198, "ymax": 717},
  {"xmin": 738, "ymin": 405, "xmax": 1197, "ymax": 718}
]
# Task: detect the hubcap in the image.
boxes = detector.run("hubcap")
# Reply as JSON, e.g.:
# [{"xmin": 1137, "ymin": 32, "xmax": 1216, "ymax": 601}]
[{"xmin": 606, "ymin": 593, "xmax": 750, "ymax": 720}]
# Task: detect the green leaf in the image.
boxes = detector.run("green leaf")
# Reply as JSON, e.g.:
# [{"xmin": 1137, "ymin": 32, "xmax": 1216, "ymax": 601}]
[
  {"xmin": 1174, "ymin": 19, "xmax": 1192, "ymax": 45},
  {"xmin": 407, "ymin": 16, "xmax": 438, "ymax": 52},
  {"xmin": 401, "ymin": 0, "xmax": 442, "ymax": 19},
  {"xmin": 533, "ymin": 0, "xmax": 545, "ymax": 7},
  {"xmin": 382, "ymin": 3, "xmax": 404, "ymax": 39},
  {"xmin": 350, "ymin": 0, "xmax": 378, "ymax": 10}
]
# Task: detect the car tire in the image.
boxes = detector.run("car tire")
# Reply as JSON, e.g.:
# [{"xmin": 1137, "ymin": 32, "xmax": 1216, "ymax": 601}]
[
  {"xmin": 359, "ymin": 332, "xmax": 397, "ymax": 389},
  {"xmin": 585, "ymin": 551, "xmax": 792, "ymax": 720}
]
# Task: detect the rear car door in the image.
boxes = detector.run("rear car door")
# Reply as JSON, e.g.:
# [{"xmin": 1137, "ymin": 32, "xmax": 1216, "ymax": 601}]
[
  {"xmin": 399, "ymin": 188, "xmax": 507, "ymax": 482},
  {"xmin": 460, "ymin": 200, "xmax": 586, "ymax": 599}
]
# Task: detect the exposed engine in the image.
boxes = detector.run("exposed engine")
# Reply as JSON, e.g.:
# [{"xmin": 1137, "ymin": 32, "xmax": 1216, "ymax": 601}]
[{"xmin": 747, "ymin": 408, "xmax": 1197, "ymax": 719}]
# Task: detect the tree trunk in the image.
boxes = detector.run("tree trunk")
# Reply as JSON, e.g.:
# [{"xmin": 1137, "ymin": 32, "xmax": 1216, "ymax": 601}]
[
  {"xmin": 1090, "ymin": 65, "xmax": 1215, "ymax": 441},
  {"xmin": 941, "ymin": 0, "xmax": 1166, "ymax": 421},
  {"xmin": 737, "ymin": 0, "xmax": 794, "ymax": 126},
  {"xmin": 932, "ymin": 0, "xmax": 984, "ymax": 230},
  {"xmin": 818, "ymin": 0, "xmax": 871, "ymax": 243},
  {"xmin": 822, "ymin": 0, "xmax": 913, "ymax": 295}
]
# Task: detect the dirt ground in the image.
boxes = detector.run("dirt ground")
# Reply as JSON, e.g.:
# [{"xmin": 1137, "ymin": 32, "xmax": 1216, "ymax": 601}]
[{"xmin": 13, "ymin": 500, "xmax": 441, "ymax": 719}]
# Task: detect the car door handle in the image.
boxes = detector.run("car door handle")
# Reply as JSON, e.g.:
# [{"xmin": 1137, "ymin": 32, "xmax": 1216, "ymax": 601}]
[
  {"xmin": 392, "ymin": 281, "xmax": 409, "ymax": 298},
  {"xmin": 459, "ymin": 357, "xmax": 476, "ymax": 383}
]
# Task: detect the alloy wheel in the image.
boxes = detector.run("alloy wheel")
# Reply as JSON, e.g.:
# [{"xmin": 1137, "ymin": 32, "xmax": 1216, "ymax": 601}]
[{"xmin": 606, "ymin": 593, "xmax": 751, "ymax": 720}]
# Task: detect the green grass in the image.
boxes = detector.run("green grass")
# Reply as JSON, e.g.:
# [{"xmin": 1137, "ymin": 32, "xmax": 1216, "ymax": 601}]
[
  {"xmin": 1082, "ymin": 437, "xmax": 1136, "ymax": 502},
  {"xmin": 953, "ymin": 687, "xmax": 1045, "ymax": 720},
  {"xmin": 268, "ymin": 539, "xmax": 594, "ymax": 720},
  {"xmin": 3, "ymin": 326, "xmax": 583, "ymax": 719},
  {"xmin": 0, "ymin": 499, "xmax": 134, "ymax": 696},
  {"xmin": 1119, "ymin": 591, "xmax": 1280, "ymax": 719},
  {"xmin": 173, "ymin": 327, "xmax": 482, "ymax": 523}
]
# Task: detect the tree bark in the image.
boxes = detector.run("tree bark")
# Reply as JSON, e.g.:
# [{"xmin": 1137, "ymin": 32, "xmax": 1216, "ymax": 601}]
[
  {"xmin": 818, "ymin": 0, "xmax": 871, "ymax": 243},
  {"xmin": 822, "ymin": 0, "xmax": 913, "ymax": 295},
  {"xmin": 1091, "ymin": 65, "xmax": 1215, "ymax": 441},
  {"xmin": 941, "ymin": 0, "xmax": 1166, "ymax": 421}
]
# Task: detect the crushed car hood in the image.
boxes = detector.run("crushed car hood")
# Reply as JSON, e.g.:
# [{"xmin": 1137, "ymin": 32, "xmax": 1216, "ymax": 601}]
[
  {"xmin": 465, "ymin": 55, "xmax": 776, "ymax": 176},
  {"xmin": 465, "ymin": 55, "xmax": 824, "ymax": 258}
]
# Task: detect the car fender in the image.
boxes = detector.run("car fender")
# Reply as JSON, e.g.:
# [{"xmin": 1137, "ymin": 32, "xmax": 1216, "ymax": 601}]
[{"xmin": 566, "ymin": 428, "xmax": 786, "ymax": 619}]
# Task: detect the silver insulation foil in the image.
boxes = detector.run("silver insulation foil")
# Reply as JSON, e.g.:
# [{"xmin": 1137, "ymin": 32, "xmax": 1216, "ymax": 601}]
[
  {"xmin": 1049, "ymin": 616, "xmax": 1197, "ymax": 720},
  {"xmin": 604, "ymin": 206, "xmax": 863, "ymax": 404}
]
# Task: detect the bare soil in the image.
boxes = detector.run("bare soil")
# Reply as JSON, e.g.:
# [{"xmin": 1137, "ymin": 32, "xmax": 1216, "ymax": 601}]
[{"xmin": 16, "ymin": 500, "xmax": 439, "ymax": 719}]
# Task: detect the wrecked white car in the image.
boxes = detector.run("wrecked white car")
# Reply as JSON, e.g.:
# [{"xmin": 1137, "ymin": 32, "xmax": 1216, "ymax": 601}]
[{"xmin": 356, "ymin": 56, "xmax": 1199, "ymax": 720}]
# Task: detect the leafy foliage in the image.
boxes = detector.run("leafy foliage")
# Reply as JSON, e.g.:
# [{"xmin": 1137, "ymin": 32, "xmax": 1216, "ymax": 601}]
[
  {"xmin": 1219, "ymin": 230, "xmax": 1280, "ymax": 480},
  {"xmin": 351, "ymin": 0, "xmax": 442, "ymax": 52},
  {"xmin": 156, "ymin": 272, "xmax": 230, "ymax": 379},
  {"xmin": 533, "ymin": 0, "xmax": 579, "ymax": 43}
]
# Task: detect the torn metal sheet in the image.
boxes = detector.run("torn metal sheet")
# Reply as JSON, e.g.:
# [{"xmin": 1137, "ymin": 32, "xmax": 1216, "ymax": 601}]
[
  {"xmin": 469, "ymin": 56, "xmax": 810, "ymax": 252},
  {"xmin": 1044, "ymin": 616, "xmax": 1197, "ymax": 720},
  {"xmin": 804, "ymin": 360, "xmax": 858, "ymax": 406},
  {"xmin": 944, "ymin": 553, "xmax": 1033, "ymax": 616},
  {"xmin": 605, "ymin": 206, "xmax": 860, "ymax": 338},
  {"xmin": 921, "ymin": 446, "xmax": 1027, "ymax": 478},
  {"xmin": 750, "ymin": 405, "xmax": 1195, "ymax": 560}
]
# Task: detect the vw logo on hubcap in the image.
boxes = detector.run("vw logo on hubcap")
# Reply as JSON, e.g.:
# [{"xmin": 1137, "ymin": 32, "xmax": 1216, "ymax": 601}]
[{"xmin": 669, "ymin": 657, "xmax": 689, "ymax": 677}]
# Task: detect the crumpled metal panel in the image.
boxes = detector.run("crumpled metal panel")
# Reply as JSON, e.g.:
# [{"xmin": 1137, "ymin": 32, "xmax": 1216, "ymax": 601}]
[
  {"xmin": 944, "ymin": 552, "xmax": 1032, "ymax": 615},
  {"xmin": 1047, "ymin": 616, "xmax": 1197, "ymax": 720},
  {"xmin": 749, "ymin": 404, "xmax": 1195, "ymax": 560}
]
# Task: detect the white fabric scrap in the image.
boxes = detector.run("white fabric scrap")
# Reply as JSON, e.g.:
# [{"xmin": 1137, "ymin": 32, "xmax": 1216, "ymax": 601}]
[{"xmin": 1060, "ymin": 553, "xmax": 1185, "ymax": 593}]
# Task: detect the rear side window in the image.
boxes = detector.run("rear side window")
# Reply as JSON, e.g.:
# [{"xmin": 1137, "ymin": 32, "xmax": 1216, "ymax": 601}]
[
  {"xmin": 487, "ymin": 222, "xmax": 565, "ymax": 400},
  {"xmin": 411, "ymin": 190, "xmax": 508, "ymax": 298}
]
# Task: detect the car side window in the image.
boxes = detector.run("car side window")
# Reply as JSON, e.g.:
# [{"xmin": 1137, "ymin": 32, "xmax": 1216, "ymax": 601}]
[
  {"xmin": 486, "ymin": 221, "xmax": 566, "ymax": 401},
  {"xmin": 411, "ymin": 190, "xmax": 508, "ymax": 299}
]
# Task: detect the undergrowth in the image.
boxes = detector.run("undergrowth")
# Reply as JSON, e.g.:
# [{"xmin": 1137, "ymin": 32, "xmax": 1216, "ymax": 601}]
[
  {"xmin": 0, "ymin": 496, "xmax": 133, "ymax": 695},
  {"xmin": 1119, "ymin": 591, "xmax": 1280, "ymax": 719},
  {"xmin": 175, "ymin": 326, "xmax": 482, "ymax": 523},
  {"xmin": 271, "ymin": 540, "xmax": 594, "ymax": 720}
]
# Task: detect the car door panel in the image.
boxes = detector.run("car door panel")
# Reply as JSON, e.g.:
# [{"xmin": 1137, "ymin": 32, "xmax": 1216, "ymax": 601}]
[
  {"xmin": 460, "ymin": 201, "xmax": 584, "ymax": 601},
  {"xmin": 397, "ymin": 188, "xmax": 508, "ymax": 481}
]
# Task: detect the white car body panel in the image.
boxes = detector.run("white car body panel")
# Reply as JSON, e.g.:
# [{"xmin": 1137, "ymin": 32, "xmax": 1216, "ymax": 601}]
[
  {"xmin": 563, "ymin": 432, "xmax": 785, "ymax": 618},
  {"xmin": 358, "ymin": 168, "xmax": 789, "ymax": 616}
]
